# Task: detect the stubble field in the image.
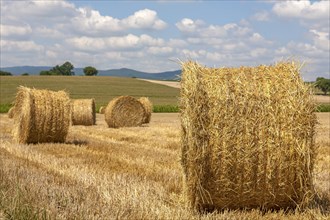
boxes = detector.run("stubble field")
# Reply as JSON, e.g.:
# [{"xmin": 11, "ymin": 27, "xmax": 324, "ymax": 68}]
[{"xmin": 0, "ymin": 112, "xmax": 329, "ymax": 219}]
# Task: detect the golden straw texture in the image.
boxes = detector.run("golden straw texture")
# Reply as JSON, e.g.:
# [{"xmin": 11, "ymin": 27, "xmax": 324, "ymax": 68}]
[
  {"xmin": 8, "ymin": 107, "xmax": 15, "ymax": 119},
  {"xmin": 12, "ymin": 86, "xmax": 71, "ymax": 144},
  {"xmin": 138, "ymin": 97, "xmax": 153, "ymax": 123},
  {"xmin": 105, "ymin": 96, "xmax": 146, "ymax": 128},
  {"xmin": 71, "ymin": 99, "xmax": 96, "ymax": 126},
  {"xmin": 180, "ymin": 61, "xmax": 317, "ymax": 211}
]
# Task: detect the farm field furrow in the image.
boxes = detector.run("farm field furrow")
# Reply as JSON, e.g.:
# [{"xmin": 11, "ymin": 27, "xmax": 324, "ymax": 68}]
[{"xmin": 0, "ymin": 113, "xmax": 329, "ymax": 219}]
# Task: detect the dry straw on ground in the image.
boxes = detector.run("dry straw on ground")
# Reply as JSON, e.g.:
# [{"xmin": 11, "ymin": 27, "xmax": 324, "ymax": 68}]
[
  {"xmin": 99, "ymin": 106, "xmax": 106, "ymax": 114},
  {"xmin": 138, "ymin": 97, "xmax": 153, "ymax": 123},
  {"xmin": 105, "ymin": 96, "xmax": 146, "ymax": 128},
  {"xmin": 180, "ymin": 61, "xmax": 317, "ymax": 211},
  {"xmin": 12, "ymin": 86, "xmax": 71, "ymax": 144},
  {"xmin": 71, "ymin": 99, "xmax": 96, "ymax": 126}
]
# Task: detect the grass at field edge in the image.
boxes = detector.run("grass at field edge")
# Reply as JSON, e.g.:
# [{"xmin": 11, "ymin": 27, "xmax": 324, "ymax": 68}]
[
  {"xmin": 1, "ymin": 104, "xmax": 329, "ymax": 113},
  {"xmin": 0, "ymin": 104, "xmax": 180, "ymax": 113}
]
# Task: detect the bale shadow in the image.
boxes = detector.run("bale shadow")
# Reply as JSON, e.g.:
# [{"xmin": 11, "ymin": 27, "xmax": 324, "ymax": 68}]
[
  {"xmin": 65, "ymin": 139, "xmax": 88, "ymax": 146},
  {"xmin": 310, "ymin": 192, "xmax": 330, "ymax": 215},
  {"xmin": 197, "ymin": 198, "xmax": 330, "ymax": 216},
  {"xmin": 198, "ymin": 204, "xmax": 296, "ymax": 215}
]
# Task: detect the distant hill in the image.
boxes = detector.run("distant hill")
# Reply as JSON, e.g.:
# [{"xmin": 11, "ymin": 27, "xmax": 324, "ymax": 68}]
[
  {"xmin": 0, "ymin": 66, "xmax": 181, "ymax": 80},
  {"xmin": 98, "ymin": 68, "xmax": 181, "ymax": 80},
  {"xmin": 0, "ymin": 66, "xmax": 51, "ymax": 75}
]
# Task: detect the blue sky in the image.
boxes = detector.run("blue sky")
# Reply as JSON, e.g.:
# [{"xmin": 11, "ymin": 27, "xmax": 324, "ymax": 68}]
[{"xmin": 0, "ymin": 0, "xmax": 329, "ymax": 80}]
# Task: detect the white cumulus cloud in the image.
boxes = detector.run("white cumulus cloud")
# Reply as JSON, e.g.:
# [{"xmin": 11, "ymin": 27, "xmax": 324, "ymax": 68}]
[
  {"xmin": 1, "ymin": 40, "xmax": 44, "ymax": 53},
  {"xmin": 176, "ymin": 18, "xmax": 205, "ymax": 33},
  {"xmin": 2, "ymin": 0, "xmax": 77, "ymax": 23},
  {"xmin": 0, "ymin": 24, "xmax": 32, "ymax": 39},
  {"xmin": 122, "ymin": 9, "xmax": 167, "ymax": 30},
  {"xmin": 272, "ymin": 0, "xmax": 329, "ymax": 20},
  {"xmin": 176, "ymin": 18, "xmax": 253, "ymax": 39},
  {"xmin": 66, "ymin": 34, "xmax": 165, "ymax": 52},
  {"xmin": 309, "ymin": 29, "xmax": 330, "ymax": 51},
  {"xmin": 71, "ymin": 8, "xmax": 167, "ymax": 36},
  {"xmin": 71, "ymin": 8, "xmax": 122, "ymax": 34}
]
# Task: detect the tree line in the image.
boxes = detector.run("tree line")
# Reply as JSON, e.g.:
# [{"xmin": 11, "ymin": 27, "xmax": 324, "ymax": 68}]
[
  {"xmin": 315, "ymin": 77, "xmax": 330, "ymax": 95},
  {"xmin": 40, "ymin": 61, "xmax": 98, "ymax": 76}
]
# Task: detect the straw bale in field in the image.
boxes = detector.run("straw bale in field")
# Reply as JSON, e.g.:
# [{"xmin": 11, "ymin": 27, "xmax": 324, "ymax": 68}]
[
  {"xmin": 138, "ymin": 97, "xmax": 153, "ymax": 123},
  {"xmin": 99, "ymin": 106, "xmax": 106, "ymax": 114},
  {"xmin": 180, "ymin": 61, "xmax": 317, "ymax": 211},
  {"xmin": 105, "ymin": 96, "xmax": 146, "ymax": 128},
  {"xmin": 71, "ymin": 99, "xmax": 96, "ymax": 126},
  {"xmin": 12, "ymin": 86, "xmax": 71, "ymax": 144}
]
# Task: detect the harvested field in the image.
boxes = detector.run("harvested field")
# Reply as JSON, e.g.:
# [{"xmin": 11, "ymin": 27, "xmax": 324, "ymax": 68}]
[{"xmin": 0, "ymin": 112, "xmax": 329, "ymax": 219}]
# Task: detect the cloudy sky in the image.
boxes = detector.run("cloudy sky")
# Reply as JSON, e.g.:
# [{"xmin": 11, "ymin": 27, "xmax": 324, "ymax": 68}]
[{"xmin": 0, "ymin": 0, "xmax": 329, "ymax": 80}]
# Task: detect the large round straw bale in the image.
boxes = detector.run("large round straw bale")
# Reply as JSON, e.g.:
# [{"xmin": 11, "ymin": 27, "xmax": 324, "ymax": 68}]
[
  {"xmin": 138, "ymin": 97, "xmax": 152, "ymax": 123},
  {"xmin": 71, "ymin": 99, "xmax": 96, "ymax": 126},
  {"xmin": 180, "ymin": 61, "xmax": 317, "ymax": 211},
  {"xmin": 8, "ymin": 107, "xmax": 15, "ymax": 119},
  {"xmin": 12, "ymin": 86, "xmax": 71, "ymax": 144},
  {"xmin": 105, "ymin": 96, "xmax": 146, "ymax": 128}
]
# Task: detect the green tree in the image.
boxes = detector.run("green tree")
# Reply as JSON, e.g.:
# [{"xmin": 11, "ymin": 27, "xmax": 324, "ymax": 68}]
[
  {"xmin": 60, "ymin": 61, "xmax": 75, "ymax": 75},
  {"xmin": 0, "ymin": 70, "xmax": 12, "ymax": 76},
  {"xmin": 50, "ymin": 61, "xmax": 75, "ymax": 75},
  {"xmin": 40, "ymin": 61, "xmax": 75, "ymax": 76},
  {"xmin": 83, "ymin": 66, "xmax": 98, "ymax": 76},
  {"xmin": 315, "ymin": 77, "xmax": 330, "ymax": 95},
  {"xmin": 49, "ymin": 65, "xmax": 62, "ymax": 75},
  {"xmin": 40, "ymin": 70, "xmax": 55, "ymax": 75}
]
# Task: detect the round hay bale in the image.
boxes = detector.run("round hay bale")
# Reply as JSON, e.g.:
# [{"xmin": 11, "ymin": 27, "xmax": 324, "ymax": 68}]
[
  {"xmin": 138, "ymin": 97, "xmax": 152, "ymax": 123},
  {"xmin": 180, "ymin": 61, "xmax": 317, "ymax": 211},
  {"xmin": 105, "ymin": 96, "xmax": 146, "ymax": 128},
  {"xmin": 99, "ymin": 106, "xmax": 106, "ymax": 114},
  {"xmin": 12, "ymin": 86, "xmax": 71, "ymax": 144},
  {"xmin": 71, "ymin": 99, "xmax": 96, "ymax": 126},
  {"xmin": 8, "ymin": 107, "xmax": 15, "ymax": 119}
]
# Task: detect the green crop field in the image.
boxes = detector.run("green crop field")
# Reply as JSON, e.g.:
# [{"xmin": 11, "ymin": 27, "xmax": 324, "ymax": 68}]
[
  {"xmin": 1, "ymin": 76, "xmax": 329, "ymax": 113},
  {"xmin": 0, "ymin": 76, "xmax": 180, "ymax": 110}
]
